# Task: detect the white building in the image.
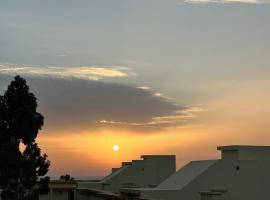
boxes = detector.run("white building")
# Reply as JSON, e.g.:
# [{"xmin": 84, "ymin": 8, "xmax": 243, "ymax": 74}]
[
  {"xmin": 77, "ymin": 155, "xmax": 176, "ymax": 199},
  {"xmin": 121, "ymin": 145, "xmax": 270, "ymax": 200},
  {"xmin": 39, "ymin": 180, "xmax": 77, "ymax": 200}
]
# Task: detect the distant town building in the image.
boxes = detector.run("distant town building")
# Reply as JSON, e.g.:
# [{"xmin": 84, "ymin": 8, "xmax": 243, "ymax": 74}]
[{"xmin": 39, "ymin": 180, "xmax": 77, "ymax": 200}]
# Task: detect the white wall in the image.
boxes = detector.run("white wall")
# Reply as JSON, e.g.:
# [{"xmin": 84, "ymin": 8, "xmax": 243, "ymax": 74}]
[
  {"xmin": 78, "ymin": 155, "xmax": 175, "ymax": 193},
  {"xmin": 139, "ymin": 147, "xmax": 270, "ymax": 200},
  {"xmin": 39, "ymin": 189, "xmax": 75, "ymax": 200},
  {"xmin": 52, "ymin": 190, "xmax": 70, "ymax": 200}
]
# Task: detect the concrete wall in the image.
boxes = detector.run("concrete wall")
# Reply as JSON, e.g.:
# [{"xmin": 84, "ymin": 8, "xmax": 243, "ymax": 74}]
[
  {"xmin": 77, "ymin": 195, "xmax": 103, "ymax": 200},
  {"xmin": 78, "ymin": 155, "xmax": 176, "ymax": 193},
  {"xmin": 51, "ymin": 190, "xmax": 70, "ymax": 200},
  {"xmin": 179, "ymin": 160, "xmax": 260, "ymax": 200},
  {"xmin": 142, "ymin": 155, "xmax": 176, "ymax": 185},
  {"xmin": 139, "ymin": 146, "xmax": 270, "ymax": 200},
  {"xmin": 220, "ymin": 150, "xmax": 238, "ymax": 160},
  {"xmin": 40, "ymin": 190, "xmax": 74, "ymax": 200},
  {"xmin": 38, "ymin": 181, "xmax": 76, "ymax": 200},
  {"xmin": 103, "ymin": 156, "xmax": 175, "ymax": 192},
  {"xmin": 219, "ymin": 146, "xmax": 270, "ymax": 161},
  {"xmin": 39, "ymin": 194, "xmax": 50, "ymax": 200}
]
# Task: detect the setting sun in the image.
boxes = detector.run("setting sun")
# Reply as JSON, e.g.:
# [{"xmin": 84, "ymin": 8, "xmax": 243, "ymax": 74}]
[{"xmin": 112, "ymin": 144, "xmax": 120, "ymax": 152}]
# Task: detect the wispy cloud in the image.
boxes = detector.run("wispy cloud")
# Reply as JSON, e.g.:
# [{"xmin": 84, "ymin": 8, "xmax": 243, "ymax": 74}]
[
  {"xmin": 58, "ymin": 54, "xmax": 68, "ymax": 57},
  {"xmin": 0, "ymin": 64, "xmax": 134, "ymax": 80},
  {"xmin": 98, "ymin": 107, "xmax": 203, "ymax": 129},
  {"xmin": 136, "ymin": 86, "xmax": 151, "ymax": 90},
  {"xmin": 177, "ymin": 0, "xmax": 263, "ymax": 4},
  {"xmin": 136, "ymin": 87, "xmax": 173, "ymax": 100}
]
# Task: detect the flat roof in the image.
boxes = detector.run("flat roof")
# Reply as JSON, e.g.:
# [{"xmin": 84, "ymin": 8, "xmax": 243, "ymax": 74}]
[
  {"xmin": 217, "ymin": 145, "xmax": 270, "ymax": 151},
  {"xmin": 49, "ymin": 180, "xmax": 77, "ymax": 184},
  {"xmin": 122, "ymin": 162, "xmax": 132, "ymax": 165},
  {"xmin": 141, "ymin": 155, "xmax": 175, "ymax": 158},
  {"xmin": 48, "ymin": 181, "xmax": 77, "ymax": 189},
  {"xmin": 77, "ymin": 188, "xmax": 119, "ymax": 197}
]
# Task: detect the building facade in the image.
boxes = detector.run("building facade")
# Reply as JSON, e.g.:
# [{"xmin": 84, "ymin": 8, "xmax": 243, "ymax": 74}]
[
  {"xmin": 39, "ymin": 145, "xmax": 270, "ymax": 200},
  {"xmin": 39, "ymin": 180, "xmax": 77, "ymax": 200},
  {"xmin": 122, "ymin": 145, "xmax": 270, "ymax": 200},
  {"xmin": 77, "ymin": 155, "xmax": 176, "ymax": 199}
]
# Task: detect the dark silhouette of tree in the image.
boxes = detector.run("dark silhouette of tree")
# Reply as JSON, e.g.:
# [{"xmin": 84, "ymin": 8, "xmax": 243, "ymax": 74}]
[
  {"xmin": 0, "ymin": 76, "xmax": 50, "ymax": 200},
  {"xmin": 59, "ymin": 174, "xmax": 74, "ymax": 181}
]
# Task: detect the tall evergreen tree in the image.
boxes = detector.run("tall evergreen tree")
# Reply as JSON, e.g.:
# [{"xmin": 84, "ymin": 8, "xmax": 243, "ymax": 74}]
[{"xmin": 0, "ymin": 76, "xmax": 50, "ymax": 200}]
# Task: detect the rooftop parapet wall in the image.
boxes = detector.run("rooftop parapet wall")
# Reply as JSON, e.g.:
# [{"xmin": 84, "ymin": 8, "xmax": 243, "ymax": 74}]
[
  {"xmin": 141, "ymin": 155, "xmax": 176, "ymax": 170},
  {"xmin": 122, "ymin": 162, "xmax": 132, "ymax": 166},
  {"xmin": 218, "ymin": 145, "xmax": 270, "ymax": 161}
]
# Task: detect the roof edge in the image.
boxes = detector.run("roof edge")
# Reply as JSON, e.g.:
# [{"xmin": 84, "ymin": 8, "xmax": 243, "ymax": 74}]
[{"xmin": 217, "ymin": 145, "xmax": 270, "ymax": 151}]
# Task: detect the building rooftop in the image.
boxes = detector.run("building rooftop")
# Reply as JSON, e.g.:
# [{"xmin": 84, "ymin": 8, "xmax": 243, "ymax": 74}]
[
  {"xmin": 217, "ymin": 145, "xmax": 270, "ymax": 151},
  {"xmin": 141, "ymin": 155, "xmax": 176, "ymax": 158},
  {"xmin": 156, "ymin": 160, "xmax": 217, "ymax": 190}
]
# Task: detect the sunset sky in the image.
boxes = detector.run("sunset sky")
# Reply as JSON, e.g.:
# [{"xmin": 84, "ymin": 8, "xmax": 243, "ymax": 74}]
[{"xmin": 0, "ymin": 0, "xmax": 270, "ymax": 177}]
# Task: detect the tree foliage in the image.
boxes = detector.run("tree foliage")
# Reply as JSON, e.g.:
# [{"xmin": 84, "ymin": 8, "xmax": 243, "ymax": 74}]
[
  {"xmin": 59, "ymin": 174, "xmax": 74, "ymax": 181},
  {"xmin": 0, "ymin": 76, "xmax": 50, "ymax": 199}
]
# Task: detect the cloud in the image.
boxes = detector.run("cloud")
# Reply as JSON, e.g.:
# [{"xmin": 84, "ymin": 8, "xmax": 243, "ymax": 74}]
[
  {"xmin": 58, "ymin": 54, "xmax": 68, "ymax": 57},
  {"xmin": 136, "ymin": 86, "xmax": 151, "ymax": 90},
  {"xmin": 177, "ymin": 0, "xmax": 263, "ymax": 4},
  {"xmin": 0, "ymin": 74, "xmax": 201, "ymax": 133},
  {"xmin": 0, "ymin": 64, "xmax": 134, "ymax": 80},
  {"xmin": 98, "ymin": 106, "xmax": 203, "ymax": 129}
]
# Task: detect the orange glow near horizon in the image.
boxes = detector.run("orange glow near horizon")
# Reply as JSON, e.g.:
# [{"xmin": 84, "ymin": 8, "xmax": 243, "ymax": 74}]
[
  {"xmin": 36, "ymin": 80, "xmax": 270, "ymax": 177},
  {"xmin": 37, "ymin": 127, "xmax": 221, "ymax": 177},
  {"xmin": 37, "ymin": 121, "xmax": 270, "ymax": 177}
]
